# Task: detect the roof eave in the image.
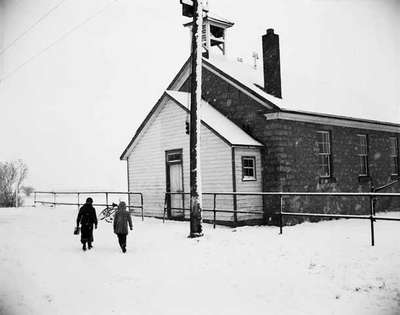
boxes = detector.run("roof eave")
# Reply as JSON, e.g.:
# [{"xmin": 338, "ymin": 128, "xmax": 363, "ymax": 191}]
[
  {"xmin": 280, "ymin": 109, "xmax": 400, "ymax": 128},
  {"xmin": 166, "ymin": 91, "xmax": 264, "ymax": 148},
  {"xmin": 120, "ymin": 92, "xmax": 169, "ymax": 160}
]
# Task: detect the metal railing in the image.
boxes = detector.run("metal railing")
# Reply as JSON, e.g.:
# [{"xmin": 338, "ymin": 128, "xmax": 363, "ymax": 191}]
[
  {"xmin": 373, "ymin": 178, "xmax": 399, "ymax": 192},
  {"xmin": 163, "ymin": 191, "xmax": 400, "ymax": 246},
  {"xmin": 163, "ymin": 192, "xmax": 265, "ymax": 228},
  {"xmin": 34, "ymin": 191, "xmax": 144, "ymax": 221}
]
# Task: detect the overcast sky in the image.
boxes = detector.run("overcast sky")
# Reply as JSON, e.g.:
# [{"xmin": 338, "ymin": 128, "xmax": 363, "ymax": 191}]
[{"xmin": 0, "ymin": 0, "xmax": 399, "ymax": 191}]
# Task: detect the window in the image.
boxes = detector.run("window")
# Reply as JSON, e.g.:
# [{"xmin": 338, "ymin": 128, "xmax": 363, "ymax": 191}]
[
  {"xmin": 167, "ymin": 151, "xmax": 182, "ymax": 163},
  {"xmin": 317, "ymin": 131, "xmax": 331, "ymax": 178},
  {"xmin": 390, "ymin": 137, "xmax": 399, "ymax": 175},
  {"xmin": 242, "ymin": 156, "xmax": 256, "ymax": 181},
  {"xmin": 358, "ymin": 134, "xmax": 369, "ymax": 176}
]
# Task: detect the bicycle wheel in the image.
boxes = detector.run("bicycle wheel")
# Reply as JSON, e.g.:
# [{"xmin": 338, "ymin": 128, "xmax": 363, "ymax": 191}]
[
  {"xmin": 98, "ymin": 207, "xmax": 111, "ymax": 221},
  {"xmin": 104, "ymin": 208, "xmax": 116, "ymax": 223}
]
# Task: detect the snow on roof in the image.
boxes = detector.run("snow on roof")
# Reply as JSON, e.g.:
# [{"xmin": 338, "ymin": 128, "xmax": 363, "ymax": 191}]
[
  {"xmin": 206, "ymin": 12, "xmax": 234, "ymax": 26},
  {"xmin": 166, "ymin": 90, "xmax": 263, "ymax": 147},
  {"xmin": 205, "ymin": 54, "xmax": 400, "ymax": 125},
  {"xmin": 205, "ymin": 54, "xmax": 288, "ymax": 108}
]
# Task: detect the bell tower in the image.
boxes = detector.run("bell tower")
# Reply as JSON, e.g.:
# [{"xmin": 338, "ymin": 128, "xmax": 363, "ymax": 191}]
[{"xmin": 184, "ymin": 12, "xmax": 234, "ymax": 58}]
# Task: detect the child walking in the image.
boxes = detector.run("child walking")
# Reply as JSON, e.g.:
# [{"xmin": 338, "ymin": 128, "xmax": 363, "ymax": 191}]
[{"xmin": 113, "ymin": 201, "xmax": 133, "ymax": 253}]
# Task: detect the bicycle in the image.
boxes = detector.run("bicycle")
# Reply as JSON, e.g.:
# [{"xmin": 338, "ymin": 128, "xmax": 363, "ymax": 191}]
[{"xmin": 98, "ymin": 203, "xmax": 118, "ymax": 223}]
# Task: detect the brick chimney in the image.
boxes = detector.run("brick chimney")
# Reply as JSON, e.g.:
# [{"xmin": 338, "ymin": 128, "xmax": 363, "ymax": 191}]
[{"xmin": 262, "ymin": 28, "xmax": 282, "ymax": 99}]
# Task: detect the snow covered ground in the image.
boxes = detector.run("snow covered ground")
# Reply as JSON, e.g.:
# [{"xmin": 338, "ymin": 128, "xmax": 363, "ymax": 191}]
[{"xmin": 0, "ymin": 206, "xmax": 399, "ymax": 315}]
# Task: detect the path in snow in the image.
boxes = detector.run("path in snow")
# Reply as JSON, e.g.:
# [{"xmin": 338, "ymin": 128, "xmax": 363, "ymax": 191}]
[{"xmin": 0, "ymin": 206, "xmax": 399, "ymax": 315}]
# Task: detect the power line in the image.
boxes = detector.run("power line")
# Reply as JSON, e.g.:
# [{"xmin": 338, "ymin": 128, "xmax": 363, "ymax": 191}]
[
  {"xmin": 0, "ymin": 0, "xmax": 118, "ymax": 83},
  {"xmin": 0, "ymin": 0, "xmax": 68, "ymax": 56}
]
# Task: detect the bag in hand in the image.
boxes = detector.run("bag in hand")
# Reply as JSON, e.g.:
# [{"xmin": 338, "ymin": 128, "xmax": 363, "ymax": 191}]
[{"xmin": 73, "ymin": 226, "xmax": 80, "ymax": 235}]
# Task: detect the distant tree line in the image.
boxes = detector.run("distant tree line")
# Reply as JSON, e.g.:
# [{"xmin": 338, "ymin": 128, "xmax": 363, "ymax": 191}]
[{"xmin": 0, "ymin": 159, "xmax": 31, "ymax": 207}]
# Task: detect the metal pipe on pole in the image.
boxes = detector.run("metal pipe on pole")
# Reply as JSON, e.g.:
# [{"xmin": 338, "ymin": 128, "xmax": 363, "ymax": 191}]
[{"xmin": 189, "ymin": 0, "xmax": 203, "ymax": 237}]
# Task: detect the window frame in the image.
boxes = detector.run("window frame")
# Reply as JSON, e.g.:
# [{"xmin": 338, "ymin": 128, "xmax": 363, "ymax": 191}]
[
  {"xmin": 166, "ymin": 150, "xmax": 183, "ymax": 164},
  {"xmin": 390, "ymin": 137, "xmax": 399, "ymax": 176},
  {"xmin": 317, "ymin": 131, "xmax": 332, "ymax": 178},
  {"xmin": 357, "ymin": 134, "xmax": 369, "ymax": 177},
  {"xmin": 241, "ymin": 156, "xmax": 257, "ymax": 181}
]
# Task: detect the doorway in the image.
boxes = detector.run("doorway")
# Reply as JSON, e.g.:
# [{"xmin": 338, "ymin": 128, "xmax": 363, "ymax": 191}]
[{"xmin": 166, "ymin": 149, "xmax": 185, "ymax": 218}]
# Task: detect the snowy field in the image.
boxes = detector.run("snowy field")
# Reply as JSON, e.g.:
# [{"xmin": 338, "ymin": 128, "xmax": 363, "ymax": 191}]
[{"xmin": 0, "ymin": 206, "xmax": 400, "ymax": 315}]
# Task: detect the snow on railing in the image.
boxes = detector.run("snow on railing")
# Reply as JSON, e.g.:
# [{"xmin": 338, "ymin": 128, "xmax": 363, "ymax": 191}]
[
  {"xmin": 33, "ymin": 191, "xmax": 144, "ymax": 221},
  {"xmin": 163, "ymin": 191, "xmax": 400, "ymax": 246}
]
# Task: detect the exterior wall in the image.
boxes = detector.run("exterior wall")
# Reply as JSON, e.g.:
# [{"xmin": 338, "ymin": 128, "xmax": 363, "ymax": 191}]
[
  {"xmin": 272, "ymin": 120, "xmax": 400, "ymax": 222},
  {"xmin": 191, "ymin": 125, "xmax": 235, "ymax": 222},
  {"xmin": 234, "ymin": 147, "xmax": 263, "ymax": 221},
  {"xmin": 181, "ymin": 67, "xmax": 400, "ymax": 224},
  {"xmin": 180, "ymin": 68, "xmax": 274, "ymax": 136},
  {"xmin": 183, "ymin": 68, "xmax": 282, "ymax": 192},
  {"xmin": 182, "ymin": 68, "xmax": 283, "ymax": 221},
  {"xmin": 127, "ymin": 98, "xmax": 235, "ymax": 220}
]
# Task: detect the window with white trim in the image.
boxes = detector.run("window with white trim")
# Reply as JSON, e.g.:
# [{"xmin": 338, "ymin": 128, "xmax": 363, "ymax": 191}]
[
  {"xmin": 358, "ymin": 134, "xmax": 368, "ymax": 176},
  {"xmin": 242, "ymin": 156, "xmax": 256, "ymax": 181},
  {"xmin": 317, "ymin": 131, "xmax": 331, "ymax": 178},
  {"xmin": 390, "ymin": 137, "xmax": 399, "ymax": 175}
]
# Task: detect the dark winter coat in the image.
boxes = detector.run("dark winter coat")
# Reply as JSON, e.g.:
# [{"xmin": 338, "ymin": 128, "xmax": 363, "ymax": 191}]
[
  {"xmin": 113, "ymin": 209, "xmax": 133, "ymax": 234},
  {"xmin": 77, "ymin": 203, "xmax": 98, "ymax": 227}
]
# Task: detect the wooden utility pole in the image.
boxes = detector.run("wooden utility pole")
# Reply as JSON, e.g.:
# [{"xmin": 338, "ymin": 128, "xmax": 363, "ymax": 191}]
[{"xmin": 188, "ymin": 0, "xmax": 203, "ymax": 237}]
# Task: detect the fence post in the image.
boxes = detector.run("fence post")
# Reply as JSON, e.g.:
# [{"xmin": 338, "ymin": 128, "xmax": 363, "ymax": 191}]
[
  {"xmin": 163, "ymin": 193, "xmax": 166, "ymax": 223},
  {"xmin": 105, "ymin": 192, "xmax": 109, "ymax": 209},
  {"xmin": 262, "ymin": 194, "xmax": 266, "ymax": 224},
  {"xmin": 279, "ymin": 194, "xmax": 283, "ymax": 235},
  {"xmin": 370, "ymin": 195, "xmax": 375, "ymax": 246},
  {"xmin": 34, "ymin": 192, "xmax": 37, "ymax": 207},
  {"xmin": 233, "ymin": 193, "xmax": 238, "ymax": 226},
  {"xmin": 77, "ymin": 193, "xmax": 80, "ymax": 211},
  {"xmin": 53, "ymin": 192, "xmax": 56, "ymax": 208},
  {"xmin": 140, "ymin": 193, "xmax": 144, "ymax": 221},
  {"xmin": 370, "ymin": 184, "xmax": 376, "ymax": 216},
  {"xmin": 213, "ymin": 193, "xmax": 216, "ymax": 229},
  {"xmin": 128, "ymin": 192, "xmax": 132, "ymax": 215}
]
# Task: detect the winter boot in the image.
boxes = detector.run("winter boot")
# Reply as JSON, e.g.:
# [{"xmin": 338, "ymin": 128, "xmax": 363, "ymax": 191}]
[{"xmin": 82, "ymin": 243, "xmax": 87, "ymax": 251}]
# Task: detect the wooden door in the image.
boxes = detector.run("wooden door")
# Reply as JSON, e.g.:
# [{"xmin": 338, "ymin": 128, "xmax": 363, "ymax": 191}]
[{"xmin": 166, "ymin": 150, "xmax": 184, "ymax": 218}]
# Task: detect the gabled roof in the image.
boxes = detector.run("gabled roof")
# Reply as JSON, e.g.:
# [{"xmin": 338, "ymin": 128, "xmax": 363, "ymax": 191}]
[
  {"xmin": 166, "ymin": 90, "xmax": 263, "ymax": 147},
  {"xmin": 120, "ymin": 93, "xmax": 167, "ymax": 160},
  {"xmin": 122, "ymin": 54, "xmax": 400, "ymax": 160},
  {"xmin": 170, "ymin": 54, "xmax": 400, "ymax": 126},
  {"xmin": 167, "ymin": 55, "xmax": 281, "ymax": 111},
  {"xmin": 204, "ymin": 54, "xmax": 286, "ymax": 109},
  {"xmin": 120, "ymin": 91, "xmax": 263, "ymax": 160}
]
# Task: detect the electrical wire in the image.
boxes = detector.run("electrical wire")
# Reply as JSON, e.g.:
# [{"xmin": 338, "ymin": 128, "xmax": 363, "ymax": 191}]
[
  {"xmin": 0, "ymin": 0, "xmax": 68, "ymax": 56},
  {"xmin": 0, "ymin": 0, "xmax": 118, "ymax": 83}
]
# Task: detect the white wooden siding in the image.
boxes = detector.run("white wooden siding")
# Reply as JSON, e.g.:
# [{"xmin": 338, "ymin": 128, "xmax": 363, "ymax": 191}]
[
  {"xmin": 234, "ymin": 147, "xmax": 263, "ymax": 221},
  {"xmin": 190, "ymin": 125, "xmax": 234, "ymax": 222},
  {"xmin": 127, "ymin": 98, "xmax": 234, "ymax": 220}
]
